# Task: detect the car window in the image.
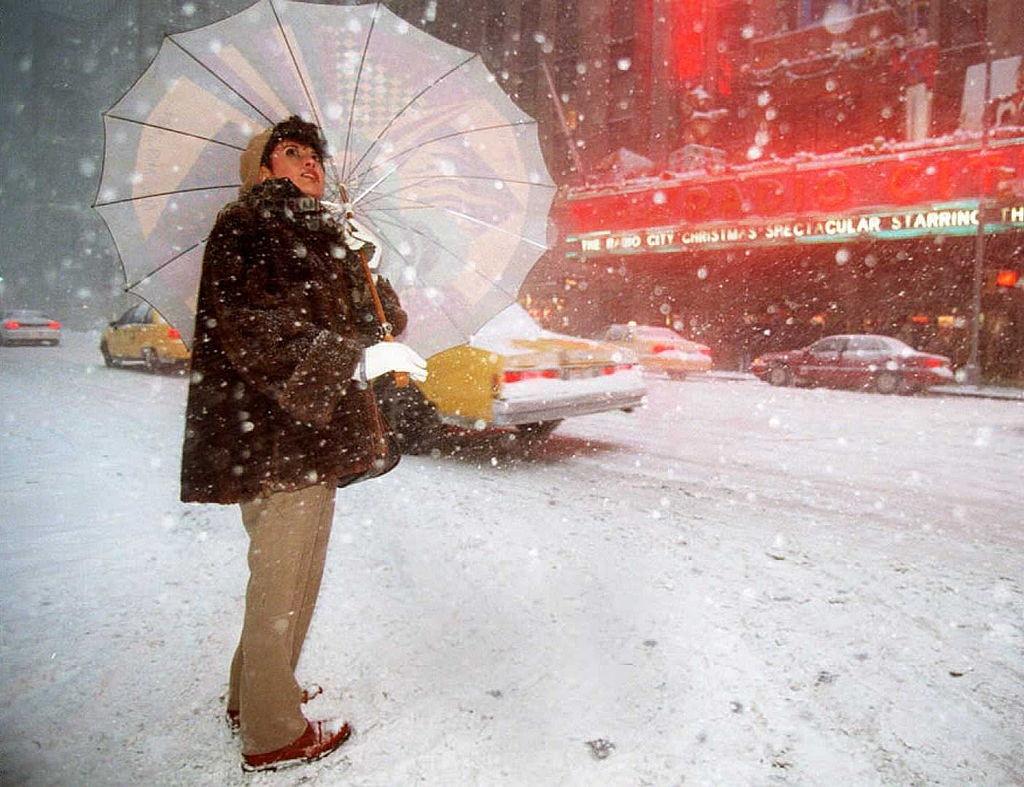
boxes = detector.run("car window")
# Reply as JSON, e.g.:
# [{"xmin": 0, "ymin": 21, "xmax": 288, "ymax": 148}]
[
  {"xmin": 636, "ymin": 327, "xmax": 680, "ymax": 340},
  {"xmin": 810, "ymin": 336, "xmax": 845, "ymax": 353},
  {"xmin": 116, "ymin": 303, "xmax": 148, "ymax": 326},
  {"xmin": 605, "ymin": 326, "xmax": 626, "ymax": 341},
  {"xmin": 847, "ymin": 336, "xmax": 883, "ymax": 352},
  {"xmin": 6, "ymin": 310, "xmax": 47, "ymax": 320},
  {"xmin": 879, "ymin": 336, "xmax": 910, "ymax": 353}
]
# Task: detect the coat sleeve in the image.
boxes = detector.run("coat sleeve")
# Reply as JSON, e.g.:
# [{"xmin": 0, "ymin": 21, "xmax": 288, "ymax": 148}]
[{"xmin": 200, "ymin": 204, "xmax": 364, "ymax": 427}]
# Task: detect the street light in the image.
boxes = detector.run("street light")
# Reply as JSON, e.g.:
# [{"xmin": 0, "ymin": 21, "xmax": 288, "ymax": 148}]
[{"xmin": 963, "ymin": 12, "xmax": 994, "ymax": 386}]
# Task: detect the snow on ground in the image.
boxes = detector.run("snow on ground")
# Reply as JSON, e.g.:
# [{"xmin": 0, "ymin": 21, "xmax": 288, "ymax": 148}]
[{"xmin": 1, "ymin": 332, "xmax": 1022, "ymax": 785}]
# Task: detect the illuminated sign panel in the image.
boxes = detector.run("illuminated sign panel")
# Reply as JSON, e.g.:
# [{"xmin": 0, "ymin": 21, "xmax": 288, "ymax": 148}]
[
  {"xmin": 567, "ymin": 203, "xmax": 1024, "ymax": 257},
  {"xmin": 561, "ymin": 136, "xmax": 1024, "ymax": 257}
]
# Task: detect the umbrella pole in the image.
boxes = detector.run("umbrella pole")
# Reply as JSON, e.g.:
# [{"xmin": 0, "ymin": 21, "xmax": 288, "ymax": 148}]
[{"xmin": 357, "ymin": 246, "xmax": 410, "ymax": 388}]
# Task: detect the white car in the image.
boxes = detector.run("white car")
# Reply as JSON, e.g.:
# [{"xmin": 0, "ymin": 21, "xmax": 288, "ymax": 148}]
[{"xmin": 1, "ymin": 309, "xmax": 62, "ymax": 346}]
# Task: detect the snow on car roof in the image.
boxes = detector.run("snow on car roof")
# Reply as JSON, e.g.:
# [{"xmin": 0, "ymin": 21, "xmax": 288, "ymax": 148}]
[{"xmin": 470, "ymin": 304, "xmax": 601, "ymax": 354}]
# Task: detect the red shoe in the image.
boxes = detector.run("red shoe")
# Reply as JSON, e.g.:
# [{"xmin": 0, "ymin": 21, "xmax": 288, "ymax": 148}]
[
  {"xmin": 226, "ymin": 684, "xmax": 323, "ymax": 733},
  {"xmin": 241, "ymin": 719, "xmax": 352, "ymax": 772}
]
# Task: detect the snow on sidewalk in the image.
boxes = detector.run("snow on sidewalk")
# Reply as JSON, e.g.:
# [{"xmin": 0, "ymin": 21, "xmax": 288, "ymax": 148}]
[{"xmin": 1, "ymin": 333, "xmax": 1022, "ymax": 785}]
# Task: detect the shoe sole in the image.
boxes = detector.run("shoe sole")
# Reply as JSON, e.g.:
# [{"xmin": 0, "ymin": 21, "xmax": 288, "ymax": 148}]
[{"xmin": 240, "ymin": 724, "xmax": 352, "ymax": 773}]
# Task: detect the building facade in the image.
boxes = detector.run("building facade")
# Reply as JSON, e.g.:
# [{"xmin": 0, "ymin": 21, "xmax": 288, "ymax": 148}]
[{"xmin": 414, "ymin": 0, "xmax": 1024, "ymax": 382}]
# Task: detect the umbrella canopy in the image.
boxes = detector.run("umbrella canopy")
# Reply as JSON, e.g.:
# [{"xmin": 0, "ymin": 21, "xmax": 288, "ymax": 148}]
[{"xmin": 94, "ymin": 0, "xmax": 556, "ymax": 357}]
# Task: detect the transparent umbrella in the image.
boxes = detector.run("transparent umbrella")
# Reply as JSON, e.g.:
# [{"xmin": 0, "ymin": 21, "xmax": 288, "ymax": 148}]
[{"xmin": 93, "ymin": 0, "xmax": 556, "ymax": 356}]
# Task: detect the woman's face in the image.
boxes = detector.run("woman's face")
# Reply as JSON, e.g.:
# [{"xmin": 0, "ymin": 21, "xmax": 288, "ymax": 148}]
[{"xmin": 259, "ymin": 138, "xmax": 325, "ymax": 198}]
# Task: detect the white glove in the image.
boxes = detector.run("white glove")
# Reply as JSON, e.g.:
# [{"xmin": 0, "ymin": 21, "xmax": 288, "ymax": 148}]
[{"xmin": 357, "ymin": 341, "xmax": 428, "ymax": 382}]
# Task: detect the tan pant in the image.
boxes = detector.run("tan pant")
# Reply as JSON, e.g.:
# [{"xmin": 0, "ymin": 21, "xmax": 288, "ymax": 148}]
[{"xmin": 226, "ymin": 484, "xmax": 336, "ymax": 754}]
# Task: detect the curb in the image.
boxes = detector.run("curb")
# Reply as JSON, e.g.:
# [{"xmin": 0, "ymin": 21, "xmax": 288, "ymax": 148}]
[
  {"xmin": 926, "ymin": 385, "xmax": 1024, "ymax": 402},
  {"xmin": 689, "ymin": 371, "xmax": 1023, "ymax": 402}
]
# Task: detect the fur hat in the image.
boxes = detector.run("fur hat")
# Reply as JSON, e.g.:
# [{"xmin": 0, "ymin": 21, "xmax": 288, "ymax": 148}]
[
  {"xmin": 238, "ymin": 116, "xmax": 328, "ymax": 195},
  {"xmin": 238, "ymin": 129, "xmax": 273, "ymax": 194}
]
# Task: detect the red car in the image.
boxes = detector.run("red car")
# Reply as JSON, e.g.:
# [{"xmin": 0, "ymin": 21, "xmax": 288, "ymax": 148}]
[{"xmin": 750, "ymin": 334, "xmax": 954, "ymax": 394}]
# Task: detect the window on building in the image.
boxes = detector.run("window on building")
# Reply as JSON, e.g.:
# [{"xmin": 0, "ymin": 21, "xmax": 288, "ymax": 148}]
[
  {"xmin": 516, "ymin": 0, "xmax": 542, "ymax": 110},
  {"xmin": 795, "ymin": 0, "xmax": 894, "ymax": 29},
  {"xmin": 608, "ymin": 2, "xmax": 637, "ymax": 151},
  {"xmin": 556, "ymin": 0, "xmax": 578, "ymax": 58},
  {"xmin": 484, "ymin": 9, "xmax": 505, "ymax": 53},
  {"xmin": 938, "ymin": 0, "xmax": 987, "ymax": 50}
]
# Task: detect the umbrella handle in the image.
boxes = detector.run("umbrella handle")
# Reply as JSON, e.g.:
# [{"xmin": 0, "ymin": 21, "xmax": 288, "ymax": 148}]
[
  {"xmin": 383, "ymin": 334, "xmax": 410, "ymax": 388},
  {"xmin": 358, "ymin": 246, "xmax": 410, "ymax": 389}
]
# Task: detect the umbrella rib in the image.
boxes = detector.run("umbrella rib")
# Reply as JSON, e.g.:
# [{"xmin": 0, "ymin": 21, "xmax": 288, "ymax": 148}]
[
  {"xmin": 367, "ymin": 212, "xmax": 521, "ymax": 302},
  {"xmin": 340, "ymin": 3, "xmax": 381, "ymax": 184},
  {"xmin": 267, "ymin": 0, "xmax": 347, "ymax": 194},
  {"xmin": 269, "ymin": 0, "xmax": 323, "ymax": 129},
  {"xmin": 104, "ymin": 115, "xmax": 247, "ymax": 151},
  {"xmin": 363, "ymin": 193, "xmax": 548, "ymax": 251},
  {"xmin": 166, "ymin": 36, "xmax": 274, "ymax": 125},
  {"xmin": 124, "ymin": 239, "xmax": 205, "ymax": 291},
  {"xmin": 95, "ymin": 184, "xmax": 240, "ymax": 208},
  {"xmin": 357, "ymin": 174, "xmax": 556, "ymax": 210},
  {"xmin": 361, "ymin": 220, "xmax": 469, "ymax": 340},
  {"xmin": 346, "ymin": 51, "xmax": 479, "ymax": 180},
  {"xmin": 354, "ymin": 120, "xmax": 538, "ymax": 184}
]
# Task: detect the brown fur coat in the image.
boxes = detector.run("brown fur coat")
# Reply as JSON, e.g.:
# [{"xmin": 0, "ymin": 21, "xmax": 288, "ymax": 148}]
[{"xmin": 180, "ymin": 178, "xmax": 406, "ymax": 504}]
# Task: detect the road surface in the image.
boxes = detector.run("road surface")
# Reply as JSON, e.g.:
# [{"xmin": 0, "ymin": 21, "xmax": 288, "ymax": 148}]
[{"xmin": 2, "ymin": 332, "xmax": 1021, "ymax": 785}]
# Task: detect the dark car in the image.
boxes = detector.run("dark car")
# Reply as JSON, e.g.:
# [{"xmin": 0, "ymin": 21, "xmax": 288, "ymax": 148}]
[
  {"xmin": 750, "ymin": 334, "xmax": 954, "ymax": 394},
  {"xmin": 0, "ymin": 309, "xmax": 61, "ymax": 346}
]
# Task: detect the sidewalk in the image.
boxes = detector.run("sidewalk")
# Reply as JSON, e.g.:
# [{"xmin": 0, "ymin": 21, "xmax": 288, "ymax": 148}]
[
  {"xmin": 697, "ymin": 370, "xmax": 1024, "ymax": 402},
  {"xmin": 928, "ymin": 383, "xmax": 1024, "ymax": 402}
]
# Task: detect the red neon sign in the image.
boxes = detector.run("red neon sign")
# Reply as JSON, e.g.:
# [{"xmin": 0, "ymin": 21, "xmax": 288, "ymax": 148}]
[
  {"xmin": 563, "ymin": 137, "xmax": 1024, "ymax": 236},
  {"xmin": 995, "ymin": 269, "xmax": 1020, "ymax": 287}
]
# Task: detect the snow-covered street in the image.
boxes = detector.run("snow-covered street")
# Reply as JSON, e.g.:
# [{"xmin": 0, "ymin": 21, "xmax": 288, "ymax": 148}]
[{"xmin": 2, "ymin": 332, "xmax": 1022, "ymax": 785}]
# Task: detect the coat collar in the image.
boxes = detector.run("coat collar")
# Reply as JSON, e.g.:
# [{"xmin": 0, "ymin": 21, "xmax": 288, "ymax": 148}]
[{"xmin": 245, "ymin": 178, "xmax": 342, "ymax": 232}]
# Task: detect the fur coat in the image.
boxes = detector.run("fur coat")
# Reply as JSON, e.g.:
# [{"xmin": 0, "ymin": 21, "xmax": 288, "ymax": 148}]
[{"xmin": 180, "ymin": 178, "xmax": 406, "ymax": 504}]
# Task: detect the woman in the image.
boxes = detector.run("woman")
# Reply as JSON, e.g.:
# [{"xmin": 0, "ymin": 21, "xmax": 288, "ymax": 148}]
[{"xmin": 180, "ymin": 116, "xmax": 426, "ymax": 771}]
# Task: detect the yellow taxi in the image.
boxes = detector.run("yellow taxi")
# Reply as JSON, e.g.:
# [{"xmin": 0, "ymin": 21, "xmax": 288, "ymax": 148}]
[
  {"xmin": 100, "ymin": 302, "xmax": 190, "ymax": 371},
  {"xmin": 379, "ymin": 305, "xmax": 647, "ymax": 452},
  {"xmin": 601, "ymin": 322, "xmax": 713, "ymax": 380}
]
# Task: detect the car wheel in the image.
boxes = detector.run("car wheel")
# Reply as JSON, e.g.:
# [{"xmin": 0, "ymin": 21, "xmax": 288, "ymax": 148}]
[
  {"xmin": 517, "ymin": 419, "xmax": 563, "ymax": 445},
  {"xmin": 875, "ymin": 371, "xmax": 900, "ymax": 395},
  {"xmin": 376, "ymin": 379, "xmax": 442, "ymax": 454},
  {"xmin": 141, "ymin": 347, "xmax": 159, "ymax": 372},
  {"xmin": 100, "ymin": 341, "xmax": 116, "ymax": 367},
  {"xmin": 768, "ymin": 365, "xmax": 792, "ymax": 386}
]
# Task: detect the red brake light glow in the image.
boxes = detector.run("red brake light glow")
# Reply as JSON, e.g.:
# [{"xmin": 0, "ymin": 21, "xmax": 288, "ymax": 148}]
[
  {"xmin": 650, "ymin": 344, "xmax": 672, "ymax": 354},
  {"xmin": 167, "ymin": 326, "xmax": 181, "ymax": 340},
  {"xmin": 922, "ymin": 357, "xmax": 944, "ymax": 368},
  {"xmin": 502, "ymin": 368, "xmax": 560, "ymax": 383},
  {"xmin": 48, "ymin": 320, "xmax": 61, "ymax": 329},
  {"xmin": 4, "ymin": 320, "xmax": 20, "ymax": 329},
  {"xmin": 995, "ymin": 269, "xmax": 1020, "ymax": 288}
]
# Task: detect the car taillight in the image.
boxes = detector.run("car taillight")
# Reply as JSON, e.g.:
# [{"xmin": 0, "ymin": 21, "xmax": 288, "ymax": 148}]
[
  {"xmin": 167, "ymin": 327, "xmax": 181, "ymax": 340},
  {"xmin": 48, "ymin": 320, "xmax": 61, "ymax": 329},
  {"xmin": 3, "ymin": 320, "xmax": 20, "ymax": 329},
  {"xmin": 922, "ymin": 357, "xmax": 944, "ymax": 368},
  {"xmin": 699, "ymin": 347, "xmax": 712, "ymax": 357},
  {"xmin": 502, "ymin": 368, "xmax": 559, "ymax": 383},
  {"xmin": 651, "ymin": 344, "xmax": 672, "ymax": 354},
  {"xmin": 603, "ymin": 363, "xmax": 633, "ymax": 375}
]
